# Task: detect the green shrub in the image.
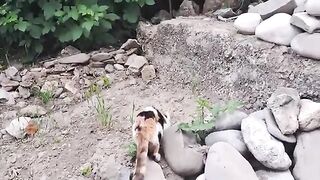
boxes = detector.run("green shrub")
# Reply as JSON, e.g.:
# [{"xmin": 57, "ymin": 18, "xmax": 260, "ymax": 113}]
[{"xmin": 0, "ymin": 0, "xmax": 155, "ymax": 61}]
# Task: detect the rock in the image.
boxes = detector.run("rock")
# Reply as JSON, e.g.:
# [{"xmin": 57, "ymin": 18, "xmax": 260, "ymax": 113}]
[
  {"xmin": 267, "ymin": 87, "xmax": 300, "ymax": 134},
  {"xmin": 255, "ymin": 13, "xmax": 302, "ymax": 46},
  {"xmin": 141, "ymin": 65, "xmax": 156, "ymax": 81},
  {"xmin": 177, "ymin": 0, "xmax": 197, "ymax": 17},
  {"xmin": 298, "ymin": 99, "xmax": 320, "ymax": 131},
  {"xmin": 41, "ymin": 81, "xmax": 59, "ymax": 92},
  {"xmin": 20, "ymin": 73, "xmax": 35, "ymax": 88},
  {"xmin": 64, "ymin": 80, "xmax": 78, "ymax": 94},
  {"xmin": 58, "ymin": 53, "xmax": 90, "ymax": 64},
  {"xmin": 5, "ymin": 117, "xmax": 31, "ymax": 139},
  {"xmin": 126, "ymin": 48, "xmax": 139, "ymax": 56},
  {"xmin": 114, "ymin": 64, "xmax": 125, "ymax": 71},
  {"xmin": 205, "ymin": 142, "xmax": 258, "ymax": 180},
  {"xmin": 203, "ymin": 0, "xmax": 241, "ymax": 14},
  {"xmin": 214, "ymin": 110, "xmax": 248, "ymax": 131},
  {"xmin": 18, "ymin": 86, "xmax": 30, "ymax": 99},
  {"xmin": 162, "ymin": 125, "xmax": 204, "ymax": 177},
  {"xmin": 120, "ymin": 39, "xmax": 140, "ymax": 51},
  {"xmin": 54, "ymin": 88, "xmax": 64, "ymax": 98},
  {"xmin": 144, "ymin": 159, "xmax": 166, "ymax": 180},
  {"xmin": 5, "ymin": 66, "xmax": 18, "ymax": 79},
  {"xmin": 294, "ymin": 4, "xmax": 306, "ymax": 13},
  {"xmin": 125, "ymin": 54, "xmax": 148, "ymax": 72},
  {"xmin": 213, "ymin": 8, "xmax": 237, "ymax": 18},
  {"xmin": 0, "ymin": 89, "xmax": 10, "ymax": 103},
  {"xmin": 196, "ymin": 174, "xmax": 205, "ymax": 180},
  {"xmin": 114, "ymin": 54, "xmax": 128, "ymax": 65},
  {"xmin": 20, "ymin": 105, "xmax": 47, "ymax": 117},
  {"xmin": 1, "ymin": 79, "xmax": 19, "ymax": 90},
  {"xmin": 205, "ymin": 130, "xmax": 248, "ymax": 157},
  {"xmin": 293, "ymin": 130, "xmax": 320, "ymax": 180},
  {"xmin": 290, "ymin": 12, "xmax": 320, "ymax": 33},
  {"xmin": 295, "ymin": 0, "xmax": 306, "ymax": 7},
  {"xmin": 234, "ymin": 13, "xmax": 262, "ymax": 35},
  {"xmin": 105, "ymin": 64, "xmax": 115, "ymax": 73},
  {"xmin": 118, "ymin": 167, "xmax": 131, "ymax": 180},
  {"xmin": 261, "ymin": 108, "xmax": 296, "ymax": 143},
  {"xmin": 291, "ymin": 33, "xmax": 320, "ymax": 60},
  {"xmin": 43, "ymin": 60, "xmax": 58, "ymax": 68},
  {"xmin": 256, "ymin": 170, "xmax": 294, "ymax": 180},
  {"xmin": 241, "ymin": 115, "xmax": 292, "ymax": 170},
  {"xmin": 248, "ymin": 0, "xmax": 297, "ymax": 20},
  {"xmin": 91, "ymin": 53, "xmax": 113, "ymax": 62},
  {"xmin": 305, "ymin": 0, "xmax": 320, "ymax": 16},
  {"xmin": 60, "ymin": 45, "xmax": 81, "ymax": 56}
]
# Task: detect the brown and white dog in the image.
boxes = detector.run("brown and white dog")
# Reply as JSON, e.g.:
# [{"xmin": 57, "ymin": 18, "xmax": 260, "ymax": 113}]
[{"xmin": 132, "ymin": 106, "xmax": 171, "ymax": 180}]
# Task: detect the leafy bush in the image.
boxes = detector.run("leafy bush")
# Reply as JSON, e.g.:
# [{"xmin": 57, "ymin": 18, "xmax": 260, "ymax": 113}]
[
  {"xmin": 0, "ymin": 0, "xmax": 155, "ymax": 61},
  {"xmin": 178, "ymin": 98, "xmax": 242, "ymax": 140}
]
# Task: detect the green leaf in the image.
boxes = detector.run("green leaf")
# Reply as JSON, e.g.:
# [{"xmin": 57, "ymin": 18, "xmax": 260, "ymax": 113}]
[
  {"xmin": 42, "ymin": 0, "xmax": 62, "ymax": 20},
  {"xmin": 14, "ymin": 21, "xmax": 30, "ymax": 32},
  {"xmin": 29, "ymin": 25, "xmax": 42, "ymax": 39},
  {"xmin": 145, "ymin": 0, "xmax": 155, "ymax": 5},
  {"xmin": 122, "ymin": 4, "xmax": 140, "ymax": 23},
  {"xmin": 70, "ymin": 24, "xmax": 83, "ymax": 41},
  {"xmin": 81, "ymin": 20, "xmax": 94, "ymax": 32},
  {"xmin": 69, "ymin": 7, "xmax": 79, "ymax": 20},
  {"xmin": 105, "ymin": 13, "xmax": 119, "ymax": 21},
  {"xmin": 34, "ymin": 41, "xmax": 43, "ymax": 53}
]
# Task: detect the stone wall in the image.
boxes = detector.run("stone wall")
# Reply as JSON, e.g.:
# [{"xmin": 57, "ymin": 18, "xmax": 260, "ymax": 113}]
[{"xmin": 137, "ymin": 17, "xmax": 320, "ymax": 110}]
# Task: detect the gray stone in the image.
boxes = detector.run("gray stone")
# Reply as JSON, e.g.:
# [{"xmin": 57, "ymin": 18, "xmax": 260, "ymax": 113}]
[
  {"xmin": 248, "ymin": 0, "xmax": 297, "ymax": 20},
  {"xmin": 1, "ymin": 79, "xmax": 19, "ymax": 89},
  {"xmin": 294, "ymin": 4, "xmax": 306, "ymax": 13},
  {"xmin": 120, "ymin": 39, "xmax": 140, "ymax": 51},
  {"xmin": 213, "ymin": 8, "xmax": 237, "ymax": 18},
  {"xmin": 141, "ymin": 65, "xmax": 156, "ymax": 81},
  {"xmin": 241, "ymin": 115, "xmax": 292, "ymax": 170},
  {"xmin": 125, "ymin": 54, "xmax": 147, "ymax": 72},
  {"xmin": 137, "ymin": 18, "xmax": 320, "ymax": 111},
  {"xmin": 144, "ymin": 159, "xmax": 166, "ymax": 180},
  {"xmin": 20, "ymin": 105, "xmax": 47, "ymax": 117},
  {"xmin": 118, "ymin": 167, "xmax": 131, "ymax": 180},
  {"xmin": 64, "ymin": 80, "xmax": 78, "ymax": 94},
  {"xmin": 114, "ymin": 53, "xmax": 128, "ymax": 64},
  {"xmin": 255, "ymin": 13, "xmax": 302, "ymax": 46},
  {"xmin": 203, "ymin": 0, "xmax": 241, "ymax": 14},
  {"xmin": 205, "ymin": 130, "xmax": 249, "ymax": 157},
  {"xmin": 305, "ymin": 0, "xmax": 320, "ymax": 16},
  {"xmin": 196, "ymin": 174, "xmax": 205, "ymax": 180},
  {"xmin": 91, "ymin": 53, "xmax": 113, "ymax": 62},
  {"xmin": 205, "ymin": 142, "xmax": 258, "ymax": 180},
  {"xmin": 105, "ymin": 64, "xmax": 115, "ymax": 73},
  {"xmin": 114, "ymin": 64, "xmax": 125, "ymax": 71},
  {"xmin": 298, "ymin": 99, "xmax": 320, "ymax": 131},
  {"xmin": 18, "ymin": 86, "xmax": 30, "ymax": 99},
  {"xmin": 0, "ymin": 89, "xmax": 10, "ymax": 103},
  {"xmin": 162, "ymin": 124, "xmax": 204, "ymax": 177},
  {"xmin": 5, "ymin": 66, "xmax": 18, "ymax": 79},
  {"xmin": 290, "ymin": 12, "xmax": 320, "ymax": 33},
  {"xmin": 214, "ymin": 110, "xmax": 248, "ymax": 131},
  {"xmin": 234, "ymin": 13, "xmax": 262, "ymax": 35},
  {"xmin": 60, "ymin": 45, "xmax": 81, "ymax": 56},
  {"xmin": 5, "ymin": 117, "xmax": 31, "ymax": 139},
  {"xmin": 43, "ymin": 60, "xmax": 58, "ymax": 68},
  {"xmin": 267, "ymin": 87, "xmax": 300, "ymax": 135},
  {"xmin": 58, "ymin": 53, "xmax": 90, "ymax": 64},
  {"xmin": 293, "ymin": 130, "xmax": 320, "ymax": 180},
  {"xmin": 291, "ymin": 33, "xmax": 320, "ymax": 60},
  {"xmin": 176, "ymin": 0, "xmax": 197, "ymax": 17},
  {"xmin": 257, "ymin": 108, "xmax": 296, "ymax": 143},
  {"xmin": 126, "ymin": 48, "xmax": 139, "ymax": 56},
  {"xmin": 256, "ymin": 170, "xmax": 294, "ymax": 180},
  {"xmin": 41, "ymin": 81, "xmax": 59, "ymax": 92}
]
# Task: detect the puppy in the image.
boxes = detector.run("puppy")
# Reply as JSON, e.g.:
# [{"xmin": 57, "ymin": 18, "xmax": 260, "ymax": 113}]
[{"xmin": 132, "ymin": 106, "xmax": 170, "ymax": 180}]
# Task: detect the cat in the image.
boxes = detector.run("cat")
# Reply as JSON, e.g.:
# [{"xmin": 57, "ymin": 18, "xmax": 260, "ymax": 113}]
[{"xmin": 131, "ymin": 106, "xmax": 171, "ymax": 180}]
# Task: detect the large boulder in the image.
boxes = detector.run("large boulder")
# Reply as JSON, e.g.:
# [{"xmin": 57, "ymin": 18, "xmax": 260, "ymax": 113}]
[
  {"xmin": 293, "ymin": 130, "xmax": 320, "ymax": 180},
  {"xmin": 298, "ymin": 99, "xmax": 320, "ymax": 131},
  {"xmin": 256, "ymin": 170, "xmax": 294, "ymax": 180},
  {"xmin": 241, "ymin": 115, "xmax": 292, "ymax": 170},
  {"xmin": 248, "ymin": 0, "xmax": 297, "ymax": 20},
  {"xmin": 305, "ymin": 0, "xmax": 320, "ymax": 16},
  {"xmin": 162, "ymin": 124, "xmax": 204, "ymax": 177},
  {"xmin": 255, "ymin": 13, "xmax": 302, "ymax": 46},
  {"xmin": 234, "ymin": 13, "xmax": 262, "ymax": 35},
  {"xmin": 291, "ymin": 33, "xmax": 320, "ymax": 60},
  {"xmin": 290, "ymin": 12, "xmax": 320, "ymax": 33},
  {"xmin": 267, "ymin": 87, "xmax": 300, "ymax": 135},
  {"xmin": 145, "ymin": 159, "xmax": 166, "ymax": 180},
  {"xmin": 205, "ymin": 130, "xmax": 248, "ymax": 157},
  {"xmin": 205, "ymin": 142, "xmax": 258, "ymax": 180},
  {"xmin": 58, "ymin": 53, "xmax": 90, "ymax": 64},
  {"xmin": 214, "ymin": 110, "xmax": 248, "ymax": 131}
]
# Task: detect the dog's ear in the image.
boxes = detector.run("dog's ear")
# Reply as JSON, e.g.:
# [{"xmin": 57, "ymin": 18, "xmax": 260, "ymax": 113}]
[{"xmin": 154, "ymin": 107, "xmax": 165, "ymax": 128}]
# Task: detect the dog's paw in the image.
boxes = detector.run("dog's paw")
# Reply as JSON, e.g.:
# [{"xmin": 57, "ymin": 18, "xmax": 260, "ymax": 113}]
[{"xmin": 154, "ymin": 153, "xmax": 161, "ymax": 162}]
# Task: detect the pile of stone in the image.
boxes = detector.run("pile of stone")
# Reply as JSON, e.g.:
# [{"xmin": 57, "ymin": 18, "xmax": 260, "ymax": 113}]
[
  {"xmin": 0, "ymin": 39, "xmax": 156, "ymax": 106},
  {"xmin": 155, "ymin": 87, "xmax": 320, "ymax": 180},
  {"xmin": 234, "ymin": 0, "xmax": 320, "ymax": 60}
]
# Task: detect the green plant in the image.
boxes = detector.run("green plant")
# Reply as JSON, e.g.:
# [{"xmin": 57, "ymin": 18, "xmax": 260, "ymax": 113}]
[
  {"xmin": 94, "ymin": 93, "xmax": 112, "ymax": 128},
  {"xmin": 178, "ymin": 98, "xmax": 242, "ymax": 137},
  {"xmin": 129, "ymin": 101, "xmax": 136, "ymax": 125},
  {"xmin": 127, "ymin": 141, "xmax": 137, "ymax": 159},
  {"xmin": 0, "ymin": 0, "xmax": 155, "ymax": 61},
  {"xmin": 80, "ymin": 164, "xmax": 92, "ymax": 177},
  {"xmin": 36, "ymin": 90, "xmax": 54, "ymax": 104}
]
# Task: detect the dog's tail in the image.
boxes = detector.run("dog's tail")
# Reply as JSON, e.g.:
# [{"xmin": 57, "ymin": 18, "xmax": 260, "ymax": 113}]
[{"xmin": 132, "ymin": 130, "xmax": 148, "ymax": 180}]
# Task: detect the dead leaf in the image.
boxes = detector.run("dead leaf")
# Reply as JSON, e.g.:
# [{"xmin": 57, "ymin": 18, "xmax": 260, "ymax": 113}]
[{"xmin": 25, "ymin": 121, "xmax": 39, "ymax": 136}]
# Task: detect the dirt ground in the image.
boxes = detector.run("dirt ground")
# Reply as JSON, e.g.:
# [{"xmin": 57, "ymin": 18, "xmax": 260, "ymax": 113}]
[{"xmin": 0, "ymin": 71, "xmax": 198, "ymax": 180}]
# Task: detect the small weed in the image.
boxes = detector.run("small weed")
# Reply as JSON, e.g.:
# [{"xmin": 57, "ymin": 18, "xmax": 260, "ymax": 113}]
[
  {"xmin": 127, "ymin": 141, "xmax": 137, "ymax": 159},
  {"xmin": 85, "ymin": 83, "xmax": 101, "ymax": 100},
  {"xmin": 37, "ymin": 90, "xmax": 54, "ymax": 104},
  {"xmin": 100, "ymin": 76, "xmax": 111, "ymax": 88},
  {"xmin": 80, "ymin": 164, "xmax": 92, "ymax": 177},
  {"xmin": 178, "ymin": 98, "xmax": 242, "ymax": 139},
  {"xmin": 94, "ymin": 94, "xmax": 112, "ymax": 128},
  {"xmin": 129, "ymin": 101, "xmax": 136, "ymax": 125}
]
